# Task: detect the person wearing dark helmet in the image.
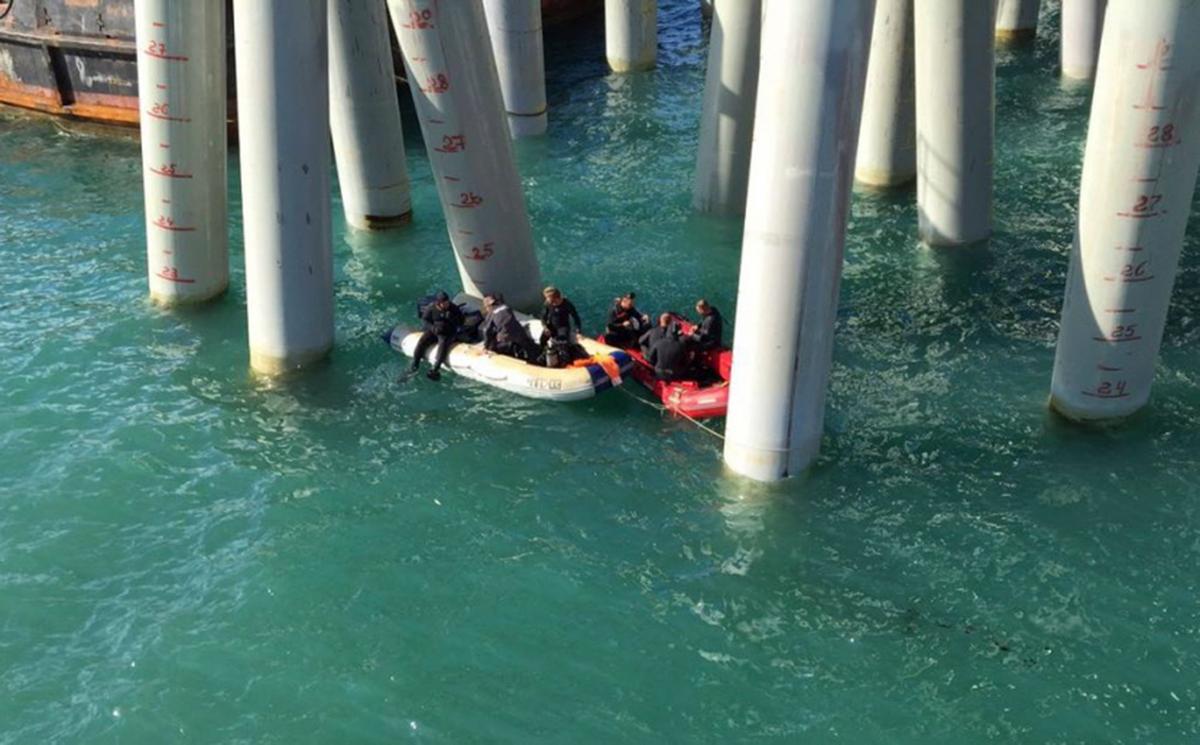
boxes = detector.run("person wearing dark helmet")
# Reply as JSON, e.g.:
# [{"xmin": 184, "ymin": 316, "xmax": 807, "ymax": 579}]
[
  {"xmin": 481, "ymin": 293, "xmax": 539, "ymax": 361},
  {"xmin": 604, "ymin": 291, "xmax": 650, "ymax": 349},
  {"xmin": 409, "ymin": 291, "xmax": 464, "ymax": 381}
]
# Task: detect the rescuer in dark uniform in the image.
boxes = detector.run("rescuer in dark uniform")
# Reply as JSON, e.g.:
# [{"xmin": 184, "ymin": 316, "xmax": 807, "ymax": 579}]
[
  {"xmin": 638, "ymin": 312, "xmax": 677, "ymax": 356},
  {"xmin": 688, "ymin": 299, "xmax": 724, "ymax": 351},
  {"xmin": 481, "ymin": 293, "xmax": 539, "ymax": 361},
  {"xmin": 540, "ymin": 286, "xmax": 586, "ymax": 367},
  {"xmin": 410, "ymin": 291, "xmax": 464, "ymax": 381},
  {"xmin": 646, "ymin": 314, "xmax": 690, "ymax": 382},
  {"xmin": 540, "ymin": 286, "xmax": 582, "ymax": 343},
  {"xmin": 604, "ymin": 292, "xmax": 650, "ymax": 349}
]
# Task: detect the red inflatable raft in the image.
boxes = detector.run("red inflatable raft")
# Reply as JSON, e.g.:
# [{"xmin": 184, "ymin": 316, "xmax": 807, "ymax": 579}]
[{"xmin": 601, "ymin": 315, "xmax": 732, "ymax": 419}]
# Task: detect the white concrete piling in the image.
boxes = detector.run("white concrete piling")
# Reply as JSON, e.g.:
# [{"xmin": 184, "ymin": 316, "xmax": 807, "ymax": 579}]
[
  {"xmin": 1050, "ymin": 0, "xmax": 1200, "ymax": 422},
  {"xmin": 483, "ymin": 0, "xmax": 548, "ymax": 137},
  {"xmin": 605, "ymin": 0, "xmax": 657, "ymax": 73},
  {"xmin": 329, "ymin": 0, "xmax": 412, "ymax": 230},
  {"xmin": 855, "ymin": 0, "xmax": 916, "ymax": 188},
  {"xmin": 723, "ymin": 0, "xmax": 875, "ymax": 483},
  {"xmin": 692, "ymin": 0, "xmax": 761, "ymax": 215},
  {"xmin": 388, "ymin": 0, "xmax": 543, "ymax": 310},
  {"xmin": 914, "ymin": 0, "xmax": 996, "ymax": 246},
  {"xmin": 995, "ymin": 0, "xmax": 1039, "ymax": 44},
  {"xmin": 135, "ymin": 0, "xmax": 228, "ymax": 305},
  {"xmin": 233, "ymin": 0, "xmax": 334, "ymax": 375},
  {"xmin": 1061, "ymin": 0, "xmax": 1107, "ymax": 80}
]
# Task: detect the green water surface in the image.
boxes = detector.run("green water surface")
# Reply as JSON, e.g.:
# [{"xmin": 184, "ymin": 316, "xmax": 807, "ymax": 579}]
[{"xmin": 3, "ymin": 3, "xmax": 1200, "ymax": 742}]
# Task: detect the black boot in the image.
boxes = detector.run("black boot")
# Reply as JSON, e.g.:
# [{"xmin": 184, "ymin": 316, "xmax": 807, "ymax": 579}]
[{"xmin": 426, "ymin": 367, "xmax": 442, "ymax": 381}]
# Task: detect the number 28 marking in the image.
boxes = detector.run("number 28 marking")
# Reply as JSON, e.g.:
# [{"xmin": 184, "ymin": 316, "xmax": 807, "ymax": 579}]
[{"xmin": 1147, "ymin": 124, "xmax": 1176, "ymax": 144}]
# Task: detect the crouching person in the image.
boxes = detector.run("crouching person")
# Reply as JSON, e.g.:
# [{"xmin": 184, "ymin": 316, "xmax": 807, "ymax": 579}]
[{"xmin": 482, "ymin": 293, "xmax": 539, "ymax": 362}]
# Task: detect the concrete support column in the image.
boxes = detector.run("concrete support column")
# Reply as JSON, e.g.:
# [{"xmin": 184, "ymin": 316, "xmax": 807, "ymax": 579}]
[
  {"xmin": 1061, "ymin": 0, "xmax": 1107, "ymax": 80},
  {"xmin": 483, "ymin": 0, "xmax": 548, "ymax": 137},
  {"xmin": 135, "ymin": 0, "xmax": 228, "ymax": 305},
  {"xmin": 692, "ymin": 0, "xmax": 762, "ymax": 215},
  {"xmin": 233, "ymin": 0, "xmax": 334, "ymax": 374},
  {"xmin": 1050, "ymin": 0, "xmax": 1200, "ymax": 421},
  {"xmin": 995, "ymin": 0, "xmax": 1039, "ymax": 44},
  {"xmin": 723, "ymin": 0, "xmax": 875, "ymax": 483},
  {"xmin": 914, "ymin": 0, "xmax": 996, "ymax": 246},
  {"xmin": 605, "ymin": 0, "xmax": 657, "ymax": 73},
  {"xmin": 855, "ymin": 0, "xmax": 916, "ymax": 188},
  {"xmin": 388, "ymin": 0, "xmax": 543, "ymax": 310},
  {"xmin": 329, "ymin": 0, "xmax": 412, "ymax": 230}
]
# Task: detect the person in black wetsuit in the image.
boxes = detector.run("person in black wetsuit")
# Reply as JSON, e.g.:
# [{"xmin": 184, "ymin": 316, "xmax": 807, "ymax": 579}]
[
  {"xmin": 481, "ymin": 293, "xmax": 539, "ymax": 361},
  {"xmin": 540, "ymin": 286, "xmax": 585, "ymax": 366},
  {"xmin": 540, "ymin": 286, "xmax": 582, "ymax": 343},
  {"xmin": 409, "ymin": 291, "xmax": 464, "ymax": 381},
  {"xmin": 604, "ymin": 292, "xmax": 650, "ymax": 349},
  {"xmin": 638, "ymin": 312, "xmax": 676, "ymax": 356},
  {"xmin": 688, "ymin": 299, "xmax": 724, "ymax": 351},
  {"xmin": 646, "ymin": 317, "xmax": 690, "ymax": 382}
]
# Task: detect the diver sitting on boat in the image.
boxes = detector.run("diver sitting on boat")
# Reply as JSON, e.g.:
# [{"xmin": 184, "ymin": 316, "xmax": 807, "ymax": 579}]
[
  {"xmin": 409, "ymin": 291, "xmax": 464, "ymax": 381},
  {"xmin": 482, "ymin": 293, "xmax": 540, "ymax": 362},
  {"xmin": 604, "ymin": 292, "xmax": 651, "ymax": 349}
]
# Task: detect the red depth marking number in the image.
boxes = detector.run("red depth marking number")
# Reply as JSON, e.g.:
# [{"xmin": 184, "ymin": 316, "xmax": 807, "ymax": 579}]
[
  {"xmin": 150, "ymin": 163, "xmax": 191, "ymax": 179},
  {"xmin": 435, "ymin": 134, "xmax": 466, "ymax": 153},
  {"xmin": 1133, "ymin": 194, "xmax": 1164, "ymax": 213},
  {"xmin": 1094, "ymin": 324, "xmax": 1140, "ymax": 343},
  {"xmin": 156, "ymin": 267, "xmax": 195, "ymax": 284},
  {"xmin": 153, "ymin": 215, "xmax": 194, "ymax": 232},
  {"xmin": 421, "ymin": 74, "xmax": 450, "ymax": 94},
  {"xmin": 402, "ymin": 8, "xmax": 434, "ymax": 29},
  {"xmin": 1147, "ymin": 124, "xmax": 1177, "ymax": 144},
  {"xmin": 147, "ymin": 102, "xmax": 189, "ymax": 122},
  {"xmin": 143, "ymin": 40, "xmax": 188, "ymax": 61},
  {"xmin": 1122, "ymin": 261, "xmax": 1149, "ymax": 279},
  {"xmin": 455, "ymin": 192, "xmax": 483, "ymax": 208},
  {"xmin": 1084, "ymin": 380, "xmax": 1130, "ymax": 399},
  {"xmin": 1105, "ymin": 261, "xmax": 1154, "ymax": 283},
  {"xmin": 466, "ymin": 243, "xmax": 495, "ymax": 261}
]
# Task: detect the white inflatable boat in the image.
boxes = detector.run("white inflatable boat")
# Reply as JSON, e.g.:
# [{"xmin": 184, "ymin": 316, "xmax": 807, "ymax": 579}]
[{"xmin": 384, "ymin": 314, "xmax": 635, "ymax": 402}]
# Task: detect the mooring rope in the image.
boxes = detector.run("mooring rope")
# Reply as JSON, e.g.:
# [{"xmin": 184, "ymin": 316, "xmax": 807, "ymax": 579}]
[
  {"xmin": 616, "ymin": 384, "xmax": 726, "ymax": 442},
  {"xmin": 674, "ymin": 407, "xmax": 727, "ymax": 442}
]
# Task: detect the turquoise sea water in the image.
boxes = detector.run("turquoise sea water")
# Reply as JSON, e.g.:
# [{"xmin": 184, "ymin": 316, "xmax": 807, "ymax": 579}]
[{"xmin": 4, "ymin": 3, "xmax": 1200, "ymax": 742}]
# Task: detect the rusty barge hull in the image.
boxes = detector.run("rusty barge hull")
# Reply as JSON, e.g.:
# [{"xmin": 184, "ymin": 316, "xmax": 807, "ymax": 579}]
[
  {"xmin": 0, "ymin": 0, "xmax": 142, "ymax": 126},
  {"xmin": 0, "ymin": 0, "xmax": 600, "ymax": 130}
]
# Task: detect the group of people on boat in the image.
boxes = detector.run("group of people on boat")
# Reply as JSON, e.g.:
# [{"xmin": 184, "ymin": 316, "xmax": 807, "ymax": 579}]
[
  {"xmin": 406, "ymin": 287, "xmax": 723, "ymax": 383},
  {"xmin": 603, "ymin": 293, "xmax": 723, "ymax": 382}
]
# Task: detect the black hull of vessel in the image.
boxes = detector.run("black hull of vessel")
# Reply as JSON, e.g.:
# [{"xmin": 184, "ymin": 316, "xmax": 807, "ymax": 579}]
[{"xmin": 0, "ymin": 0, "xmax": 599, "ymax": 129}]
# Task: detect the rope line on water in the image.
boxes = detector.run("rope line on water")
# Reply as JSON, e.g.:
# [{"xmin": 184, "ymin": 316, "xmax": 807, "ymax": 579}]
[
  {"xmin": 617, "ymin": 384, "xmax": 793, "ymax": 454},
  {"xmin": 616, "ymin": 383, "xmax": 665, "ymax": 411},
  {"xmin": 616, "ymin": 383, "xmax": 726, "ymax": 442},
  {"xmin": 675, "ymin": 408, "xmax": 727, "ymax": 441}
]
